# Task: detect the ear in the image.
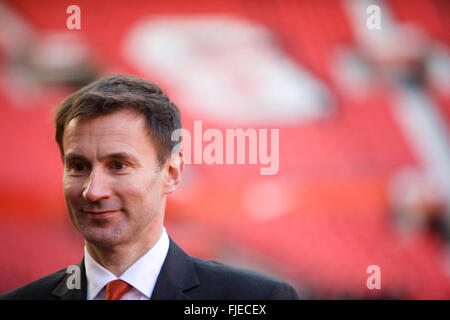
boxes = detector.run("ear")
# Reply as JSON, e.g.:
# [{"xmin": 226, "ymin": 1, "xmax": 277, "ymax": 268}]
[{"xmin": 162, "ymin": 151, "xmax": 184, "ymax": 195}]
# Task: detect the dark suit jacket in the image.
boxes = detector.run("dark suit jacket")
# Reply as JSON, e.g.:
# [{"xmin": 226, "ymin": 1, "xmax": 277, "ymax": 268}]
[{"xmin": 0, "ymin": 239, "xmax": 299, "ymax": 300}]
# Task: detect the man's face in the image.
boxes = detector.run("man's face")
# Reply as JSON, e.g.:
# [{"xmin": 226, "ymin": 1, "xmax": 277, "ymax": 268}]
[{"xmin": 62, "ymin": 108, "xmax": 166, "ymax": 248}]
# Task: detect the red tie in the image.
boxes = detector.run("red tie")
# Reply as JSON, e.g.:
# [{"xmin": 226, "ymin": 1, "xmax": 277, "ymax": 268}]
[{"xmin": 105, "ymin": 280, "xmax": 132, "ymax": 300}]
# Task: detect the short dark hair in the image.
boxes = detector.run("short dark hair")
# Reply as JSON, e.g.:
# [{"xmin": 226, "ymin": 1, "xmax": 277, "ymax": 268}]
[{"xmin": 54, "ymin": 74, "xmax": 182, "ymax": 166}]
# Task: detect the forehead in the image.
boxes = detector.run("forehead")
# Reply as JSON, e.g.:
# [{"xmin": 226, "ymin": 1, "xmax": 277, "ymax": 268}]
[{"xmin": 62, "ymin": 108, "xmax": 155, "ymax": 159}]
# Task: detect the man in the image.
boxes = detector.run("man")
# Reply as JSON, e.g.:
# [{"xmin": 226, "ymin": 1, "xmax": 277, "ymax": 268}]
[{"xmin": 0, "ymin": 75, "xmax": 299, "ymax": 300}]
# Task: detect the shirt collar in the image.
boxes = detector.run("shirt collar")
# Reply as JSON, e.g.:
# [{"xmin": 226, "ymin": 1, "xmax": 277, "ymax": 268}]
[{"xmin": 84, "ymin": 227, "xmax": 170, "ymax": 300}]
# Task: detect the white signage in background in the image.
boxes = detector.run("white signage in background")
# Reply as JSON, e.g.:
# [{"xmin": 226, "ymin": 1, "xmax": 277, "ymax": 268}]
[
  {"xmin": 344, "ymin": 0, "xmax": 450, "ymax": 206},
  {"xmin": 123, "ymin": 16, "xmax": 334, "ymax": 125}
]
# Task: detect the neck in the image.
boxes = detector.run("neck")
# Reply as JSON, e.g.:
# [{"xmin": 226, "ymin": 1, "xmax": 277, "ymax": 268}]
[{"xmin": 85, "ymin": 222, "xmax": 164, "ymax": 277}]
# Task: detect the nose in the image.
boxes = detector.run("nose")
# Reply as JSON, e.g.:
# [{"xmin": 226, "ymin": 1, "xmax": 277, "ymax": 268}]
[{"xmin": 82, "ymin": 168, "xmax": 112, "ymax": 202}]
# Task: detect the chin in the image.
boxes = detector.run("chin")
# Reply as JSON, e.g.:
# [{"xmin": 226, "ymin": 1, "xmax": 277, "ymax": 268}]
[{"xmin": 81, "ymin": 225, "xmax": 129, "ymax": 248}]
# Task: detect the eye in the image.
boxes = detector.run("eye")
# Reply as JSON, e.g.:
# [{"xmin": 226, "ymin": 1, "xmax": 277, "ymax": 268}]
[
  {"xmin": 111, "ymin": 161, "xmax": 128, "ymax": 171},
  {"xmin": 67, "ymin": 162, "xmax": 88, "ymax": 175},
  {"xmin": 114, "ymin": 162, "xmax": 124, "ymax": 170},
  {"xmin": 73, "ymin": 163, "xmax": 85, "ymax": 171}
]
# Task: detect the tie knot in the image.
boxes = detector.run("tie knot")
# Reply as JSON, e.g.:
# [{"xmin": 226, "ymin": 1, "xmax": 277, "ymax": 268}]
[{"xmin": 105, "ymin": 280, "xmax": 132, "ymax": 300}]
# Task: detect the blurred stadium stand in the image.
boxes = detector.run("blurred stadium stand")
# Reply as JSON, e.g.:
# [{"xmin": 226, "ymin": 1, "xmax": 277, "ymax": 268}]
[{"xmin": 0, "ymin": 0, "xmax": 449, "ymax": 299}]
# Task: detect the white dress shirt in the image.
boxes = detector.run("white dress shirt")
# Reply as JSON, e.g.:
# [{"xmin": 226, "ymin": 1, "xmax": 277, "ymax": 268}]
[{"xmin": 84, "ymin": 227, "xmax": 170, "ymax": 300}]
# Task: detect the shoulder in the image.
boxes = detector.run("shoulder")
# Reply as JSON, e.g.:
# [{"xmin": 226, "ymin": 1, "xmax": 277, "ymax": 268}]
[
  {"xmin": 0, "ymin": 268, "xmax": 67, "ymax": 300},
  {"xmin": 188, "ymin": 256, "xmax": 299, "ymax": 300}
]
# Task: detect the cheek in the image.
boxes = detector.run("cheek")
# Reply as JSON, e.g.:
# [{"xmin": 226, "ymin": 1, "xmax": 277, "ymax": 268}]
[
  {"xmin": 119, "ymin": 174, "xmax": 162, "ymax": 210},
  {"xmin": 63, "ymin": 175, "xmax": 83, "ymax": 201}
]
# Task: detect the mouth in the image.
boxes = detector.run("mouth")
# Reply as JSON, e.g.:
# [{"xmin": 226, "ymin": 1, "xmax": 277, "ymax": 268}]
[{"xmin": 82, "ymin": 209, "xmax": 121, "ymax": 219}]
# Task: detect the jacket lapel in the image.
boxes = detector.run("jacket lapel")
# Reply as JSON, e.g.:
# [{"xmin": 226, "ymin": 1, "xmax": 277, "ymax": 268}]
[
  {"xmin": 51, "ymin": 260, "xmax": 87, "ymax": 300},
  {"xmin": 151, "ymin": 238, "xmax": 200, "ymax": 300},
  {"xmin": 50, "ymin": 238, "xmax": 198, "ymax": 300}
]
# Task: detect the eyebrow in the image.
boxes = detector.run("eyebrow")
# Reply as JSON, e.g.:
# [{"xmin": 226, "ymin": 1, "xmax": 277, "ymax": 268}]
[{"xmin": 64, "ymin": 152, "xmax": 140, "ymax": 164}]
